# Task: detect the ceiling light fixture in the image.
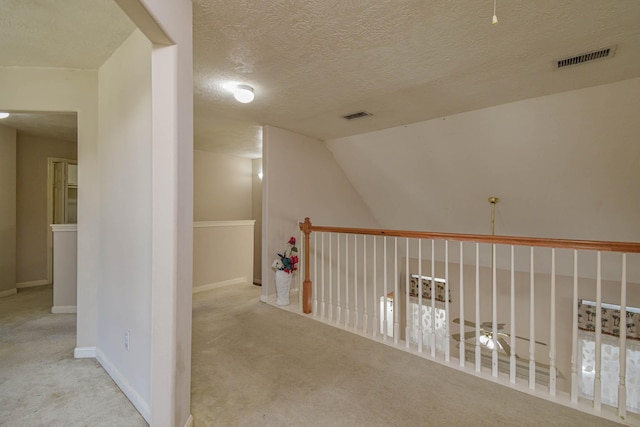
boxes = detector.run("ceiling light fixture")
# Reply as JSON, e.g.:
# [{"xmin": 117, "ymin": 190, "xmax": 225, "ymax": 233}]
[
  {"xmin": 0, "ymin": 112, "xmax": 10, "ymax": 119},
  {"xmin": 492, "ymin": 0, "xmax": 498, "ymax": 24},
  {"xmin": 233, "ymin": 85, "xmax": 255, "ymax": 103}
]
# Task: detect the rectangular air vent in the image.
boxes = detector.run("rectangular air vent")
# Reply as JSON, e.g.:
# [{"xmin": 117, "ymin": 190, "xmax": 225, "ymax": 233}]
[
  {"xmin": 556, "ymin": 45, "xmax": 616, "ymax": 69},
  {"xmin": 342, "ymin": 111, "xmax": 372, "ymax": 120}
]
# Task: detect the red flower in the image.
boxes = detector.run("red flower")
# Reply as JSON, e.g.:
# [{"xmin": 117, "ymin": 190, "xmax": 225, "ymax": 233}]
[
  {"xmin": 291, "ymin": 255, "xmax": 299, "ymax": 265},
  {"xmin": 284, "ymin": 268, "xmax": 290, "ymax": 273},
  {"xmin": 288, "ymin": 237, "xmax": 296, "ymax": 245}
]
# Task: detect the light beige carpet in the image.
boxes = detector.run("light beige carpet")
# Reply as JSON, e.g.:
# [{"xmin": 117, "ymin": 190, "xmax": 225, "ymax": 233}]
[
  {"xmin": 0, "ymin": 285, "xmax": 147, "ymax": 427},
  {"xmin": 1, "ymin": 284, "xmax": 628, "ymax": 426},
  {"xmin": 191, "ymin": 283, "xmax": 625, "ymax": 427}
]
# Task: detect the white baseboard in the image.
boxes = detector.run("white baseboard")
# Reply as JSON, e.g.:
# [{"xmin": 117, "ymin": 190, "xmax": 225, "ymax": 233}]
[
  {"xmin": 51, "ymin": 305, "xmax": 77, "ymax": 314},
  {"xmin": 16, "ymin": 279, "xmax": 49, "ymax": 289},
  {"xmin": 260, "ymin": 294, "xmax": 268, "ymax": 303},
  {"xmin": 74, "ymin": 346, "xmax": 96, "ymax": 358},
  {"xmin": 193, "ymin": 277, "xmax": 246, "ymax": 294},
  {"xmin": 96, "ymin": 348, "xmax": 151, "ymax": 424},
  {"xmin": 0, "ymin": 288, "xmax": 17, "ymax": 298},
  {"xmin": 184, "ymin": 414, "xmax": 194, "ymax": 427}
]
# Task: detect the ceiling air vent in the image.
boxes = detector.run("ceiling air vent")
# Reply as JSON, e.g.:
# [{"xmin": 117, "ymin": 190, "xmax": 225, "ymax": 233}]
[
  {"xmin": 342, "ymin": 111, "xmax": 372, "ymax": 120},
  {"xmin": 556, "ymin": 45, "xmax": 616, "ymax": 70}
]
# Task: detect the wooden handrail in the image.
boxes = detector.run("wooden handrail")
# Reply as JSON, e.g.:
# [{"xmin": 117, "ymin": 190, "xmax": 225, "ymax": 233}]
[
  {"xmin": 300, "ymin": 223, "xmax": 640, "ymax": 254},
  {"xmin": 298, "ymin": 217, "xmax": 640, "ymax": 316}
]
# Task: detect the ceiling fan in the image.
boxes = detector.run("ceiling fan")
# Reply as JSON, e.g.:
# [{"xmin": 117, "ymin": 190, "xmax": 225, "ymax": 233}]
[{"xmin": 451, "ymin": 318, "xmax": 546, "ymax": 359}]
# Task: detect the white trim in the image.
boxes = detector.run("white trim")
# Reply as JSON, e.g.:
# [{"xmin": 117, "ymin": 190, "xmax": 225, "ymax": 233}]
[
  {"xmin": 193, "ymin": 277, "xmax": 246, "ymax": 294},
  {"xmin": 260, "ymin": 294, "xmax": 268, "ymax": 303},
  {"xmin": 74, "ymin": 346, "xmax": 96, "ymax": 358},
  {"xmin": 183, "ymin": 414, "xmax": 194, "ymax": 427},
  {"xmin": 51, "ymin": 305, "xmax": 77, "ymax": 314},
  {"xmin": 16, "ymin": 279, "xmax": 50, "ymax": 288},
  {"xmin": 96, "ymin": 348, "xmax": 151, "ymax": 423},
  {"xmin": 0, "ymin": 288, "xmax": 17, "ymax": 298},
  {"xmin": 50, "ymin": 224, "xmax": 78, "ymax": 232},
  {"xmin": 193, "ymin": 220, "xmax": 255, "ymax": 228}
]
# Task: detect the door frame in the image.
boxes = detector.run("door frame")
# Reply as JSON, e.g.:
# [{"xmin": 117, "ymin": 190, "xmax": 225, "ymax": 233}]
[{"xmin": 46, "ymin": 157, "xmax": 77, "ymax": 284}]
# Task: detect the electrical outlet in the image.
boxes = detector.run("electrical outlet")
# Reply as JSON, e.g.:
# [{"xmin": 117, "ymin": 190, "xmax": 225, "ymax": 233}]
[{"xmin": 124, "ymin": 331, "xmax": 130, "ymax": 351}]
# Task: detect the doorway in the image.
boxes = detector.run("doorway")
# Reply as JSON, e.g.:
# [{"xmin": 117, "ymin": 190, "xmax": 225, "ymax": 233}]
[{"xmin": 47, "ymin": 158, "xmax": 77, "ymax": 284}]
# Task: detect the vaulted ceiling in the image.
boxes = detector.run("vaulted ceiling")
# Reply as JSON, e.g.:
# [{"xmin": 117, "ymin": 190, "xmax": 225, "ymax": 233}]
[{"xmin": 1, "ymin": 1, "xmax": 640, "ymax": 156}]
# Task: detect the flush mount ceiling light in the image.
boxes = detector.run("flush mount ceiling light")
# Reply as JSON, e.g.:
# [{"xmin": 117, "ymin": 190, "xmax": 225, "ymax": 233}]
[
  {"xmin": 0, "ymin": 112, "xmax": 10, "ymax": 119},
  {"xmin": 233, "ymin": 85, "xmax": 254, "ymax": 103}
]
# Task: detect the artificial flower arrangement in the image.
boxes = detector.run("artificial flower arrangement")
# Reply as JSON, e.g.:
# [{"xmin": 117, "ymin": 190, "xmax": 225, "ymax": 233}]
[{"xmin": 272, "ymin": 237, "xmax": 299, "ymax": 274}]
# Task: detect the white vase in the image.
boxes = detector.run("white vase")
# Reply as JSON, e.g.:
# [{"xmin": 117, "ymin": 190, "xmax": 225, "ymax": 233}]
[{"xmin": 275, "ymin": 270, "xmax": 292, "ymax": 306}]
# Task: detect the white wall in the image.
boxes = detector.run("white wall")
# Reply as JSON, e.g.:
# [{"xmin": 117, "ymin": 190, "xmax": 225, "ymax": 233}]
[
  {"xmin": 326, "ymin": 78, "xmax": 640, "ymax": 243},
  {"xmin": 0, "ymin": 2, "xmax": 193, "ymax": 423},
  {"xmin": 16, "ymin": 133, "xmax": 77, "ymax": 284},
  {"xmin": 262, "ymin": 125, "xmax": 379, "ymax": 299},
  {"xmin": 0, "ymin": 124, "xmax": 17, "ymax": 296},
  {"xmin": 194, "ymin": 149, "xmax": 252, "ymax": 220},
  {"xmin": 97, "ymin": 29, "xmax": 153, "ymax": 417},
  {"xmin": 115, "ymin": 1, "xmax": 194, "ymax": 425},
  {"xmin": 0, "ymin": 66, "xmax": 99, "ymax": 350},
  {"xmin": 193, "ymin": 221, "xmax": 254, "ymax": 291}
]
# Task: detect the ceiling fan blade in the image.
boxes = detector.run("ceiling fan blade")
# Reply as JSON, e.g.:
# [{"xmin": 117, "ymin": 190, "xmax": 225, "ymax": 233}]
[
  {"xmin": 514, "ymin": 335, "xmax": 547, "ymax": 346},
  {"xmin": 497, "ymin": 336, "xmax": 512, "ymax": 358},
  {"xmin": 452, "ymin": 318, "xmax": 476, "ymax": 328},
  {"xmin": 452, "ymin": 331, "xmax": 480, "ymax": 342}
]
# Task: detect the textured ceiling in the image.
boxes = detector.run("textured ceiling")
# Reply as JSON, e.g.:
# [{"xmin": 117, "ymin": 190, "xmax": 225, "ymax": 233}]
[
  {"xmin": 2, "ymin": 1, "xmax": 639, "ymax": 157},
  {"xmin": 0, "ymin": 0, "xmax": 135, "ymax": 69},
  {"xmin": 0, "ymin": 112, "xmax": 77, "ymax": 142},
  {"xmin": 194, "ymin": 0, "xmax": 640, "ymax": 158}
]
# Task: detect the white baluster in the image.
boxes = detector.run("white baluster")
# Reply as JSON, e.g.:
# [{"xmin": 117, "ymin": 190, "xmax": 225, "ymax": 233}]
[
  {"xmin": 373, "ymin": 236, "xmax": 378, "ymax": 338},
  {"xmin": 571, "ymin": 250, "xmax": 578, "ymax": 402},
  {"xmin": 394, "ymin": 237, "xmax": 399, "ymax": 344},
  {"xmin": 594, "ymin": 251, "xmax": 602, "ymax": 410},
  {"xmin": 363, "ymin": 235, "xmax": 368, "ymax": 334},
  {"xmin": 406, "ymin": 238, "xmax": 410, "ymax": 349},
  {"xmin": 313, "ymin": 232, "xmax": 318, "ymax": 315},
  {"xmin": 619, "ymin": 253, "xmax": 627, "ymax": 418},
  {"xmin": 431, "ymin": 239, "xmax": 436, "ymax": 357},
  {"xmin": 445, "ymin": 240, "xmax": 450, "ymax": 363},
  {"xmin": 337, "ymin": 234, "xmax": 341, "ymax": 323},
  {"xmin": 328, "ymin": 233, "xmax": 333, "ymax": 321},
  {"xmin": 475, "ymin": 242, "xmax": 481, "ymax": 372},
  {"xmin": 459, "ymin": 242, "xmax": 465, "ymax": 366},
  {"xmin": 529, "ymin": 247, "xmax": 536, "ymax": 389},
  {"xmin": 383, "ymin": 236, "xmax": 388, "ymax": 340},
  {"xmin": 510, "ymin": 245, "xmax": 516, "ymax": 384},
  {"xmin": 321, "ymin": 233, "xmax": 325, "ymax": 318},
  {"xmin": 491, "ymin": 243, "xmax": 498, "ymax": 377},
  {"xmin": 418, "ymin": 239, "xmax": 423, "ymax": 353},
  {"xmin": 549, "ymin": 248, "xmax": 557, "ymax": 396},
  {"xmin": 345, "ymin": 234, "xmax": 350, "ymax": 327},
  {"xmin": 355, "ymin": 234, "xmax": 359, "ymax": 330}
]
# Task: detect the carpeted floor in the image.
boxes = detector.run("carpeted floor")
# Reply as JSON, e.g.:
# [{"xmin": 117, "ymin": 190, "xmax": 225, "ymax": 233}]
[
  {"xmin": 0, "ymin": 285, "xmax": 147, "ymax": 427},
  {"xmin": 190, "ymin": 283, "xmax": 624, "ymax": 426},
  {"xmin": 0, "ymin": 283, "xmax": 627, "ymax": 426}
]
